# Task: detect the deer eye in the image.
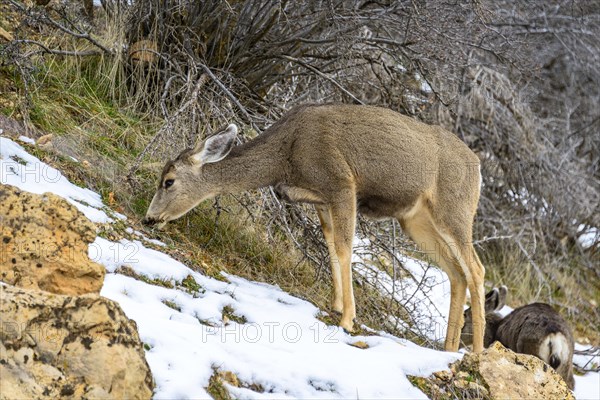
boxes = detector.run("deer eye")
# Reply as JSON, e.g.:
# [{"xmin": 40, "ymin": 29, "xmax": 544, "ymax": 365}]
[{"xmin": 164, "ymin": 179, "xmax": 174, "ymax": 188}]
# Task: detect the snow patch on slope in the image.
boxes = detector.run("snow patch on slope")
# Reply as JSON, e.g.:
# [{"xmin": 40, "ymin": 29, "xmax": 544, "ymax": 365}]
[
  {"xmin": 0, "ymin": 137, "xmax": 119, "ymax": 223},
  {"xmin": 353, "ymin": 237, "xmax": 451, "ymax": 342},
  {"xmin": 95, "ymin": 237, "xmax": 461, "ymax": 398}
]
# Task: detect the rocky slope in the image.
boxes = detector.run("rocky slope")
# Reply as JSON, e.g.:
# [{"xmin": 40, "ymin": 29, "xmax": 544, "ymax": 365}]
[
  {"xmin": 1, "ymin": 285, "xmax": 153, "ymax": 399},
  {"xmin": 0, "ymin": 183, "xmax": 153, "ymax": 399}
]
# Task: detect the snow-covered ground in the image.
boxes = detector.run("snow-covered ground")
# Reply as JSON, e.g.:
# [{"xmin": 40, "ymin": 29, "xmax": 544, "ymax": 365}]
[
  {"xmin": 0, "ymin": 136, "xmax": 124, "ymax": 223},
  {"xmin": 1, "ymin": 135, "xmax": 599, "ymax": 399},
  {"xmin": 353, "ymin": 237, "xmax": 451, "ymax": 342},
  {"xmin": 578, "ymin": 224, "xmax": 599, "ymax": 249},
  {"xmin": 94, "ymin": 235, "xmax": 460, "ymax": 398}
]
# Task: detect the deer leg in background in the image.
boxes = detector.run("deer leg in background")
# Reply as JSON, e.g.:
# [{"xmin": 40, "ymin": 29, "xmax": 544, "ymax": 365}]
[
  {"xmin": 446, "ymin": 271, "xmax": 468, "ymax": 351},
  {"xmin": 463, "ymin": 246, "xmax": 486, "ymax": 352},
  {"xmin": 315, "ymin": 204, "xmax": 343, "ymax": 314},
  {"xmin": 438, "ymin": 237, "xmax": 485, "ymax": 352}
]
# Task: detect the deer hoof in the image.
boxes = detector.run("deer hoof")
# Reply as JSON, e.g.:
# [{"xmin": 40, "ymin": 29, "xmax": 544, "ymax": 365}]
[{"xmin": 340, "ymin": 318, "xmax": 354, "ymax": 333}]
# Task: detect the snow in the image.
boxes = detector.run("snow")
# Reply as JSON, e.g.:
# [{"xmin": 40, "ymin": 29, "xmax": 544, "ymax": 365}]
[
  {"xmin": 575, "ymin": 371, "xmax": 600, "ymax": 400},
  {"xmin": 573, "ymin": 344, "xmax": 600, "ymax": 400},
  {"xmin": 18, "ymin": 135, "xmax": 36, "ymax": 144},
  {"xmin": 126, "ymin": 227, "xmax": 167, "ymax": 247},
  {"xmin": 2, "ymin": 134, "xmax": 599, "ymax": 399},
  {"xmin": 90, "ymin": 234, "xmax": 460, "ymax": 398},
  {"xmin": 574, "ymin": 344, "xmax": 600, "ymax": 369},
  {"xmin": 99, "ymin": 255, "xmax": 460, "ymax": 399},
  {"xmin": 578, "ymin": 224, "xmax": 598, "ymax": 249},
  {"xmin": 91, "ymin": 237, "xmax": 189, "ymax": 279},
  {"xmin": 0, "ymin": 137, "xmax": 115, "ymax": 223},
  {"xmin": 352, "ymin": 237, "xmax": 450, "ymax": 342},
  {"xmin": 415, "ymin": 73, "xmax": 432, "ymax": 93}
]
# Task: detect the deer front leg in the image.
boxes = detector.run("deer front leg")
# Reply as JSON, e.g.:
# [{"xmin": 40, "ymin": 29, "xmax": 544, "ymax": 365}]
[
  {"xmin": 315, "ymin": 205, "xmax": 343, "ymax": 313},
  {"xmin": 329, "ymin": 197, "xmax": 357, "ymax": 332}
]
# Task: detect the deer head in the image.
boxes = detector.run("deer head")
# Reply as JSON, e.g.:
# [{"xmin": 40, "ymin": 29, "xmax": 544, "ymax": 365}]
[
  {"xmin": 142, "ymin": 124, "xmax": 238, "ymax": 228},
  {"xmin": 461, "ymin": 286, "xmax": 507, "ymax": 347}
]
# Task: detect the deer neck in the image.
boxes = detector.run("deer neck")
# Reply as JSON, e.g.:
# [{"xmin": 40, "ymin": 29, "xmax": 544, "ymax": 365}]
[
  {"xmin": 203, "ymin": 135, "xmax": 285, "ymax": 194},
  {"xmin": 484, "ymin": 312, "xmax": 504, "ymax": 346}
]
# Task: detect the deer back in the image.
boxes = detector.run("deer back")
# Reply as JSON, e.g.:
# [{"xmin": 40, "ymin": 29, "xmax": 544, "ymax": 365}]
[
  {"xmin": 495, "ymin": 303, "xmax": 572, "ymax": 355},
  {"xmin": 462, "ymin": 288, "xmax": 575, "ymax": 389}
]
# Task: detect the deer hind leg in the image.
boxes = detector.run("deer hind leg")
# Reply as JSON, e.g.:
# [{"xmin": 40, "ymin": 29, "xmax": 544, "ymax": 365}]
[
  {"xmin": 437, "ymin": 238, "xmax": 485, "ymax": 352},
  {"xmin": 328, "ymin": 196, "xmax": 357, "ymax": 332},
  {"xmin": 447, "ymin": 272, "xmax": 468, "ymax": 351},
  {"xmin": 463, "ymin": 245, "xmax": 485, "ymax": 352},
  {"xmin": 315, "ymin": 205, "xmax": 343, "ymax": 313},
  {"xmin": 400, "ymin": 209, "xmax": 469, "ymax": 352}
]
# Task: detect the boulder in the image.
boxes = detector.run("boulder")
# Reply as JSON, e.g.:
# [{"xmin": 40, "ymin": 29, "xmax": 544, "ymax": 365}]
[
  {"xmin": 411, "ymin": 341, "xmax": 574, "ymax": 400},
  {"xmin": 0, "ymin": 284, "xmax": 153, "ymax": 399},
  {"xmin": 0, "ymin": 185, "xmax": 105, "ymax": 295}
]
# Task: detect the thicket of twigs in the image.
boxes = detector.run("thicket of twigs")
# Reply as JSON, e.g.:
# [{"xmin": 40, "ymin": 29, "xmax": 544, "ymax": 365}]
[{"xmin": 1, "ymin": 0, "xmax": 598, "ymax": 342}]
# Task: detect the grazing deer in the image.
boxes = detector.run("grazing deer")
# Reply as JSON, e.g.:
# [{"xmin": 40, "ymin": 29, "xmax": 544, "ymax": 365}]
[
  {"xmin": 142, "ymin": 104, "xmax": 486, "ymax": 352},
  {"xmin": 461, "ymin": 286, "xmax": 575, "ymax": 389}
]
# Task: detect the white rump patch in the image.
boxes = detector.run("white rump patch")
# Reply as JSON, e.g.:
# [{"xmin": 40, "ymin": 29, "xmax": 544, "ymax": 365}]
[{"xmin": 539, "ymin": 333, "xmax": 570, "ymax": 366}]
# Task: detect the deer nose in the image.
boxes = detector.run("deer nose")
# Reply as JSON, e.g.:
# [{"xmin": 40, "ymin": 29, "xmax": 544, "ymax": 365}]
[{"xmin": 141, "ymin": 217, "xmax": 156, "ymax": 226}]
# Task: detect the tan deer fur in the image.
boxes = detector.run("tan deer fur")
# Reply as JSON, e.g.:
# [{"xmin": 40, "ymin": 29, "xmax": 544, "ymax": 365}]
[{"xmin": 143, "ymin": 104, "xmax": 486, "ymax": 352}]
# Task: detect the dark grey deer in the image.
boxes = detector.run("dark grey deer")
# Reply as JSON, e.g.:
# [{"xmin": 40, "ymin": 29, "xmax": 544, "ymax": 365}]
[{"xmin": 461, "ymin": 286, "xmax": 575, "ymax": 389}]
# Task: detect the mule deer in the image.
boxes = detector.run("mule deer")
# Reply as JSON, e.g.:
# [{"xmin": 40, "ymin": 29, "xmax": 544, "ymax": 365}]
[
  {"xmin": 461, "ymin": 286, "xmax": 575, "ymax": 389},
  {"xmin": 142, "ymin": 104, "xmax": 486, "ymax": 352}
]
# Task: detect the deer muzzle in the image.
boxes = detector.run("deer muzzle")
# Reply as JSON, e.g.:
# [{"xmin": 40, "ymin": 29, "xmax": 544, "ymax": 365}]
[{"xmin": 141, "ymin": 217, "xmax": 166, "ymax": 229}]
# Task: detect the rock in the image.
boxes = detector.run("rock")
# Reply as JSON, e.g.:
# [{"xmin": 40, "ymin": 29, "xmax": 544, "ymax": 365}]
[
  {"xmin": 36, "ymin": 133, "xmax": 55, "ymax": 151},
  {"xmin": 0, "ymin": 284, "xmax": 153, "ymax": 399},
  {"xmin": 0, "ymin": 115, "xmax": 36, "ymax": 139},
  {"xmin": 412, "ymin": 342, "xmax": 574, "ymax": 400},
  {"xmin": 349, "ymin": 341, "xmax": 369, "ymax": 349},
  {"xmin": 432, "ymin": 369, "xmax": 452, "ymax": 382},
  {"xmin": 0, "ymin": 185, "xmax": 105, "ymax": 295},
  {"xmin": 465, "ymin": 342, "xmax": 574, "ymax": 399}
]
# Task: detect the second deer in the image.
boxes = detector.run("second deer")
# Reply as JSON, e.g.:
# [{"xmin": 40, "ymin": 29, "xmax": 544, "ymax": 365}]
[
  {"xmin": 142, "ymin": 104, "xmax": 486, "ymax": 352},
  {"xmin": 461, "ymin": 286, "xmax": 575, "ymax": 389}
]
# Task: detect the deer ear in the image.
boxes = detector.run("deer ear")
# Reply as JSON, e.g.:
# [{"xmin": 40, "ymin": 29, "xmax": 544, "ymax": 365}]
[
  {"xmin": 484, "ymin": 288, "xmax": 500, "ymax": 312},
  {"xmin": 496, "ymin": 285, "xmax": 508, "ymax": 310},
  {"xmin": 192, "ymin": 124, "xmax": 238, "ymax": 164}
]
